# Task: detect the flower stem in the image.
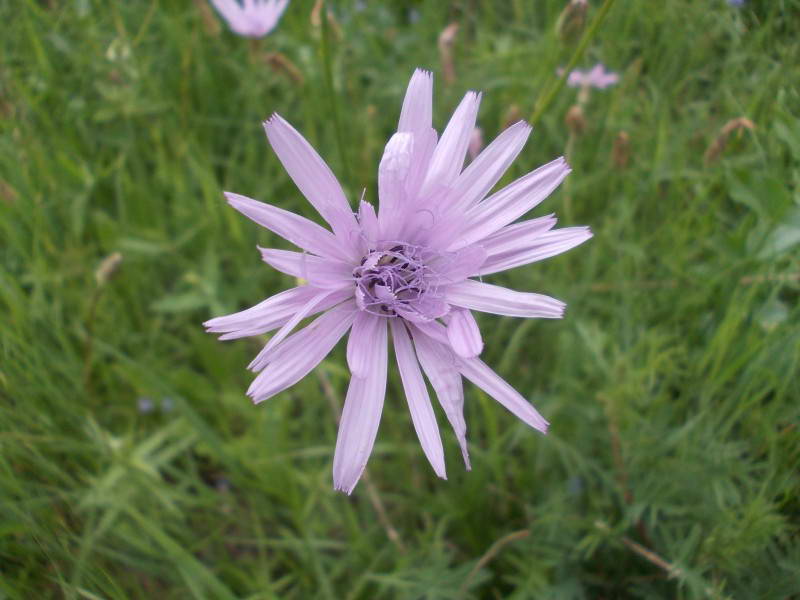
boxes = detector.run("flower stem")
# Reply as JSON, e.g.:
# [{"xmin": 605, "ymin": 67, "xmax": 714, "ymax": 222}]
[
  {"xmin": 529, "ymin": 0, "xmax": 617, "ymax": 124},
  {"xmin": 318, "ymin": 1, "xmax": 352, "ymax": 188}
]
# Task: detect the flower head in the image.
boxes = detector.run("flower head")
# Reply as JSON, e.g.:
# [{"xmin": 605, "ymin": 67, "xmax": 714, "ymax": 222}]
[
  {"xmin": 209, "ymin": 0, "xmax": 288, "ymax": 38},
  {"xmin": 566, "ymin": 63, "xmax": 619, "ymax": 90},
  {"xmin": 205, "ymin": 69, "xmax": 592, "ymax": 493}
]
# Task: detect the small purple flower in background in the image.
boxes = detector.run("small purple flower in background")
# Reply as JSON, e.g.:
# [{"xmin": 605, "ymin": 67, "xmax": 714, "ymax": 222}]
[
  {"xmin": 205, "ymin": 69, "xmax": 592, "ymax": 494},
  {"xmin": 566, "ymin": 63, "xmax": 619, "ymax": 90},
  {"xmin": 209, "ymin": 0, "xmax": 288, "ymax": 38}
]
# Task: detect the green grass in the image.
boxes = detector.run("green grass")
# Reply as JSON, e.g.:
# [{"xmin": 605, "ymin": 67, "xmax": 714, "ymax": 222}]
[{"xmin": 2, "ymin": 0, "xmax": 799, "ymax": 598}]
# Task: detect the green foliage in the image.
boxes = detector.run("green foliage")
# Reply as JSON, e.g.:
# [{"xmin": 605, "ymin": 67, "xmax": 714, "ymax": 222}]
[{"xmin": 1, "ymin": 0, "xmax": 798, "ymax": 598}]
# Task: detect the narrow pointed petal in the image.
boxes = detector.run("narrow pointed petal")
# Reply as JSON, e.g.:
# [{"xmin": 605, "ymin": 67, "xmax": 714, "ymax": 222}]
[
  {"xmin": 258, "ymin": 248, "xmax": 354, "ymax": 289},
  {"xmin": 457, "ymin": 357, "xmax": 549, "ymax": 432},
  {"xmin": 258, "ymin": 290, "xmax": 335, "ymax": 357},
  {"xmin": 333, "ymin": 319, "xmax": 388, "ymax": 494},
  {"xmin": 447, "ymin": 308, "xmax": 483, "ymax": 358},
  {"xmin": 420, "ymin": 91, "xmax": 482, "ymax": 195},
  {"xmin": 478, "ymin": 215, "xmax": 558, "ymax": 256},
  {"xmin": 449, "ymin": 156, "xmax": 571, "ymax": 250},
  {"xmin": 357, "ymin": 200, "xmax": 379, "ymax": 248},
  {"xmin": 225, "ymin": 192, "xmax": 350, "ymax": 261},
  {"xmin": 479, "ymin": 227, "xmax": 593, "ymax": 275},
  {"xmin": 411, "ymin": 328, "xmax": 470, "ymax": 469},
  {"xmin": 246, "ymin": 302, "xmax": 356, "ymax": 392},
  {"xmin": 445, "ymin": 279, "xmax": 565, "ymax": 318},
  {"xmin": 390, "ymin": 319, "xmax": 447, "ymax": 479},
  {"xmin": 205, "ymin": 285, "xmax": 319, "ymax": 338},
  {"xmin": 448, "ymin": 121, "xmax": 532, "ymax": 210},
  {"xmin": 428, "ymin": 244, "xmax": 487, "ymax": 285},
  {"xmin": 263, "ymin": 115, "xmax": 359, "ymax": 254},
  {"xmin": 398, "ymin": 69, "xmax": 433, "ymax": 135},
  {"xmin": 347, "ymin": 312, "xmax": 384, "ymax": 377},
  {"xmin": 377, "ymin": 132, "xmax": 414, "ymax": 239}
]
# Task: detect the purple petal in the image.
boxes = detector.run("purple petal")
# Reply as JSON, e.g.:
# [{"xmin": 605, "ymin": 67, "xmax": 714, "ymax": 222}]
[
  {"xmin": 410, "ymin": 328, "xmax": 470, "ymax": 469},
  {"xmin": 205, "ymin": 285, "xmax": 321, "ymax": 338},
  {"xmin": 445, "ymin": 279, "xmax": 565, "ymax": 318},
  {"xmin": 257, "ymin": 290, "xmax": 336, "ymax": 358},
  {"xmin": 398, "ymin": 69, "xmax": 433, "ymax": 135},
  {"xmin": 390, "ymin": 319, "xmax": 446, "ymax": 479},
  {"xmin": 357, "ymin": 200, "xmax": 379, "ymax": 248},
  {"xmin": 448, "ymin": 121, "xmax": 532, "ymax": 211},
  {"xmin": 478, "ymin": 215, "xmax": 558, "ymax": 256},
  {"xmin": 449, "ymin": 156, "xmax": 571, "ymax": 250},
  {"xmin": 446, "ymin": 308, "xmax": 483, "ymax": 358},
  {"xmin": 246, "ymin": 302, "xmax": 356, "ymax": 395},
  {"xmin": 428, "ymin": 244, "xmax": 487, "ymax": 285},
  {"xmin": 420, "ymin": 91, "xmax": 482, "ymax": 196},
  {"xmin": 457, "ymin": 356, "xmax": 549, "ymax": 433},
  {"xmin": 479, "ymin": 226, "xmax": 593, "ymax": 275},
  {"xmin": 333, "ymin": 318, "xmax": 388, "ymax": 494},
  {"xmin": 263, "ymin": 115, "xmax": 359, "ymax": 255},
  {"xmin": 347, "ymin": 312, "xmax": 384, "ymax": 377},
  {"xmin": 377, "ymin": 132, "xmax": 414, "ymax": 240},
  {"xmin": 225, "ymin": 192, "xmax": 351, "ymax": 261},
  {"xmin": 258, "ymin": 248, "xmax": 354, "ymax": 289}
]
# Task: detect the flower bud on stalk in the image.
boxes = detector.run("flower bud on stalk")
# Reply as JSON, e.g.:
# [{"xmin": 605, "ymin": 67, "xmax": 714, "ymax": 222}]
[
  {"xmin": 565, "ymin": 104, "xmax": 586, "ymax": 135},
  {"xmin": 612, "ymin": 131, "xmax": 630, "ymax": 169},
  {"xmin": 438, "ymin": 23, "xmax": 459, "ymax": 86},
  {"xmin": 556, "ymin": 0, "xmax": 588, "ymax": 43}
]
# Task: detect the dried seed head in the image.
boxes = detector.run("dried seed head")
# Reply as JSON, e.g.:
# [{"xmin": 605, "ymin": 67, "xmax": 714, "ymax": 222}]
[
  {"xmin": 95, "ymin": 252, "xmax": 123, "ymax": 286},
  {"xmin": 565, "ymin": 104, "xmax": 586, "ymax": 135},
  {"xmin": 556, "ymin": 0, "xmax": 588, "ymax": 43},
  {"xmin": 438, "ymin": 23, "xmax": 459, "ymax": 86},
  {"xmin": 704, "ymin": 117, "xmax": 755, "ymax": 165},
  {"xmin": 612, "ymin": 131, "xmax": 630, "ymax": 169},
  {"xmin": 264, "ymin": 52, "xmax": 305, "ymax": 86}
]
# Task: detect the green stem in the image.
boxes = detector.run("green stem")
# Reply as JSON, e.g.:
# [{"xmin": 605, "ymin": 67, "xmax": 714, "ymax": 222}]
[
  {"xmin": 529, "ymin": 0, "xmax": 616, "ymax": 124},
  {"xmin": 319, "ymin": 2, "xmax": 352, "ymax": 188}
]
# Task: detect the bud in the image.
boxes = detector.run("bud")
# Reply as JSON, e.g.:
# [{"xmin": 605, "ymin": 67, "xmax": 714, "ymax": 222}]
[
  {"xmin": 438, "ymin": 23, "xmax": 459, "ymax": 86},
  {"xmin": 556, "ymin": 0, "xmax": 588, "ymax": 43},
  {"xmin": 311, "ymin": 0, "xmax": 343, "ymax": 40},
  {"xmin": 502, "ymin": 104, "xmax": 523, "ymax": 129},
  {"xmin": 565, "ymin": 104, "xmax": 586, "ymax": 135},
  {"xmin": 704, "ymin": 117, "xmax": 755, "ymax": 165},
  {"xmin": 612, "ymin": 131, "xmax": 630, "ymax": 169},
  {"xmin": 95, "ymin": 252, "xmax": 123, "ymax": 286},
  {"xmin": 264, "ymin": 52, "xmax": 305, "ymax": 86}
]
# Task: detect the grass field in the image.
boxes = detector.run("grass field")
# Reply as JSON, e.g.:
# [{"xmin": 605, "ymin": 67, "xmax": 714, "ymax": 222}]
[{"xmin": 2, "ymin": 0, "xmax": 799, "ymax": 598}]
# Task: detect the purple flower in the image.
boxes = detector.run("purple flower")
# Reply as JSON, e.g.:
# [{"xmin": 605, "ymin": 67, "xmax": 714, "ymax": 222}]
[
  {"xmin": 566, "ymin": 63, "xmax": 619, "ymax": 90},
  {"xmin": 209, "ymin": 0, "xmax": 288, "ymax": 38},
  {"xmin": 205, "ymin": 69, "xmax": 592, "ymax": 494}
]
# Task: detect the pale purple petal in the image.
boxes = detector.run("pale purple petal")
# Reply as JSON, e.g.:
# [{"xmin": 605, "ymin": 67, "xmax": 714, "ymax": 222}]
[
  {"xmin": 410, "ymin": 328, "xmax": 470, "ymax": 469},
  {"xmin": 377, "ymin": 132, "xmax": 414, "ymax": 240},
  {"xmin": 457, "ymin": 356, "xmax": 549, "ymax": 432},
  {"xmin": 446, "ymin": 308, "xmax": 483, "ymax": 358},
  {"xmin": 257, "ymin": 289, "xmax": 335, "ymax": 357},
  {"xmin": 225, "ymin": 192, "xmax": 350, "ymax": 261},
  {"xmin": 448, "ymin": 156, "xmax": 571, "ymax": 250},
  {"xmin": 210, "ymin": 0, "xmax": 288, "ymax": 38},
  {"xmin": 428, "ymin": 244, "xmax": 487, "ymax": 285},
  {"xmin": 477, "ymin": 215, "xmax": 558, "ymax": 256},
  {"xmin": 246, "ymin": 301, "xmax": 356, "ymax": 389},
  {"xmin": 333, "ymin": 318, "xmax": 388, "ymax": 494},
  {"xmin": 419, "ymin": 91, "xmax": 482, "ymax": 197},
  {"xmin": 479, "ymin": 226, "xmax": 593, "ymax": 275},
  {"xmin": 357, "ymin": 200, "xmax": 379, "ymax": 248},
  {"xmin": 347, "ymin": 312, "xmax": 383, "ymax": 377},
  {"xmin": 448, "ymin": 121, "xmax": 532, "ymax": 211},
  {"xmin": 445, "ymin": 279, "xmax": 565, "ymax": 318},
  {"xmin": 263, "ymin": 115, "xmax": 359, "ymax": 255},
  {"xmin": 390, "ymin": 319, "xmax": 446, "ymax": 479},
  {"xmin": 398, "ymin": 69, "xmax": 433, "ymax": 135},
  {"xmin": 258, "ymin": 248, "xmax": 354, "ymax": 289},
  {"xmin": 205, "ymin": 285, "xmax": 320, "ymax": 338}
]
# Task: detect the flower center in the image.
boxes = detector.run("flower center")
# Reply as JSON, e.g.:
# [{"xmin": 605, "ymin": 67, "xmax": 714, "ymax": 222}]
[{"xmin": 353, "ymin": 244, "xmax": 431, "ymax": 317}]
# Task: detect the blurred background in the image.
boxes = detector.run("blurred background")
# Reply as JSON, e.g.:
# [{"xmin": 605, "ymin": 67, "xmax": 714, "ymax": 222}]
[{"xmin": 1, "ymin": 0, "xmax": 799, "ymax": 598}]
